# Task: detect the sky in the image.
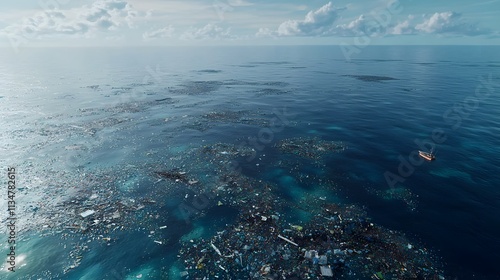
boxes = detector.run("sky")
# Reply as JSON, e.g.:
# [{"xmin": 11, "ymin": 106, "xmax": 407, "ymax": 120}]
[{"xmin": 0, "ymin": 0, "xmax": 499, "ymax": 49}]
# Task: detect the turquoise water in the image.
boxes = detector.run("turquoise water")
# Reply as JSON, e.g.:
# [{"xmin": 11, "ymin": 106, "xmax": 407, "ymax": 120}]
[{"xmin": 0, "ymin": 46, "xmax": 499, "ymax": 279}]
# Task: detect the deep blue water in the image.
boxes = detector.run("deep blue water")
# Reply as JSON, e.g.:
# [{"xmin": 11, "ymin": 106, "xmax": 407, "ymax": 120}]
[{"xmin": 1, "ymin": 45, "xmax": 499, "ymax": 279}]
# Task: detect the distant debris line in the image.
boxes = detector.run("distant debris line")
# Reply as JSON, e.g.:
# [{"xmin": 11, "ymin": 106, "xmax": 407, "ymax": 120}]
[
  {"xmin": 169, "ymin": 80, "xmax": 223, "ymax": 95},
  {"xmin": 275, "ymin": 137, "xmax": 346, "ymax": 160},
  {"xmin": 343, "ymin": 75, "xmax": 398, "ymax": 82},
  {"xmin": 197, "ymin": 69, "xmax": 222, "ymax": 73}
]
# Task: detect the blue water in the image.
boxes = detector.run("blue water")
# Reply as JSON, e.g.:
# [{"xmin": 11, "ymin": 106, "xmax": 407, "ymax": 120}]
[{"xmin": 1, "ymin": 46, "xmax": 499, "ymax": 279}]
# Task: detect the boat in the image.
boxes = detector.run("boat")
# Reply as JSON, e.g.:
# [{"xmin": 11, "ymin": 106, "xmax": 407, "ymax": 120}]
[{"xmin": 419, "ymin": 149, "xmax": 436, "ymax": 161}]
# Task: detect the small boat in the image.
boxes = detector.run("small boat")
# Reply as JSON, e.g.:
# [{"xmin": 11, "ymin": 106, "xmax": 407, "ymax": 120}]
[{"xmin": 419, "ymin": 149, "xmax": 436, "ymax": 161}]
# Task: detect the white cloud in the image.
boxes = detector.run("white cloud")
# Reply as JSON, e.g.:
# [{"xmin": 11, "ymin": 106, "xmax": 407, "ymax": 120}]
[
  {"xmin": 227, "ymin": 0, "xmax": 253, "ymax": 7},
  {"xmin": 391, "ymin": 15, "xmax": 414, "ymax": 35},
  {"xmin": 276, "ymin": 2, "xmax": 345, "ymax": 36},
  {"xmin": 389, "ymin": 12, "xmax": 490, "ymax": 36},
  {"xmin": 258, "ymin": 1, "xmax": 491, "ymax": 39},
  {"xmin": 0, "ymin": 0, "xmax": 137, "ymax": 39},
  {"xmin": 334, "ymin": 14, "xmax": 388, "ymax": 37},
  {"xmin": 143, "ymin": 25, "xmax": 175, "ymax": 40},
  {"xmin": 414, "ymin": 12, "xmax": 487, "ymax": 36},
  {"xmin": 181, "ymin": 24, "xmax": 232, "ymax": 40},
  {"xmin": 256, "ymin": 27, "xmax": 274, "ymax": 38}
]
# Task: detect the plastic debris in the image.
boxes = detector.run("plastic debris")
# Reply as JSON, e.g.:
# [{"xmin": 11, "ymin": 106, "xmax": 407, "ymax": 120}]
[
  {"xmin": 374, "ymin": 271, "xmax": 385, "ymax": 280},
  {"xmin": 291, "ymin": 225, "xmax": 303, "ymax": 231},
  {"xmin": 211, "ymin": 243, "xmax": 222, "ymax": 256},
  {"xmin": 277, "ymin": 235, "xmax": 298, "ymax": 246},
  {"xmin": 321, "ymin": 266, "xmax": 333, "ymax": 277},
  {"xmin": 260, "ymin": 264, "xmax": 271, "ymax": 275},
  {"xmin": 79, "ymin": 210, "xmax": 95, "ymax": 218}
]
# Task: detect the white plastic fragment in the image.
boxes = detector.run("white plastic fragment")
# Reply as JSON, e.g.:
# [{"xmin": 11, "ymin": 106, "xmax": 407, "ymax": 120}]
[
  {"xmin": 277, "ymin": 235, "xmax": 298, "ymax": 246},
  {"xmin": 80, "ymin": 210, "xmax": 95, "ymax": 218},
  {"xmin": 211, "ymin": 243, "xmax": 222, "ymax": 256},
  {"xmin": 159, "ymin": 225, "xmax": 167, "ymax": 229},
  {"xmin": 218, "ymin": 264, "xmax": 227, "ymax": 272},
  {"xmin": 320, "ymin": 266, "xmax": 333, "ymax": 277},
  {"xmin": 154, "ymin": 240, "xmax": 163, "ymax": 244}
]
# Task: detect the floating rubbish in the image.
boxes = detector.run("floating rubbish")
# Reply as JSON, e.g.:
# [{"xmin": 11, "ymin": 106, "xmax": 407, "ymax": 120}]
[
  {"xmin": 260, "ymin": 264, "xmax": 271, "ymax": 275},
  {"xmin": 79, "ymin": 210, "xmax": 95, "ymax": 218},
  {"xmin": 320, "ymin": 266, "xmax": 333, "ymax": 277},
  {"xmin": 179, "ymin": 271, "xmax": 189, "ymax": 277},
  {"xmin": 304, "ymin": 250, "xmax": 317, "ymax": 259},
  {"xmin": 188, "ymin": 179, "xmax": 199, "ymax": 185},
  {"xmin": 373, "ymin": 271, "xmax": 385, "ymax": 280},
  {"xmin": 111, "ymin": 211, "xmax": 121, "ymax": 219},
  {"xmin": 218, "ymin": 264, "xmax": 227, "ymax": 272},
  {"xmin": 318, "ymin": 255, "xmax": 328, "ymax": 265},
  {"xmin": 291, "ymin": 225, "xmax": 303, "ymax": 231},
  {"xmin": 136, "ymin": 274, "xmax": 142, "ymax": 278},
  {"xmin": 196, "ymin": 256, "xmax": 206, "ymax": 269},
  {"xmin": 277, "ymin": 235, "xmax": 298, "ymax": 246},
  {"xmin": 135, "ymin": 205, "xmax": 145, "ymax": 211},
  {"xmin": 211, "ymin": 243, "xmax": 222, "ymax": 256},
  {"xmin": 153, "ymin": 240, "xmax": 163, "ymax": 245},
  {"xmin": 159, "ymin": 225, "xmax": 167, "ymax": 229},
  {"xmin": 261, "ymin": 216, "xmax": 268, "ymax": 221}
]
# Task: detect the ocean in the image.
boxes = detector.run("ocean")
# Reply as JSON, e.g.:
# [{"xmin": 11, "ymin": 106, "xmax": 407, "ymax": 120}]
[{"xmin": 0, "ymin": 45, "xmax": 499, "ymax": 279}]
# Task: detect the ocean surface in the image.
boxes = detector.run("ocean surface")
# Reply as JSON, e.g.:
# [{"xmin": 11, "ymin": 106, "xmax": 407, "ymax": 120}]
[{"xmin": 0, "ymin": 45, "xmax": 499, "ymax": 279}]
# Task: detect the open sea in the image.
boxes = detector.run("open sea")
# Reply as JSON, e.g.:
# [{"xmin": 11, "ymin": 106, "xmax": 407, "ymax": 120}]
[{"xmin": 0, "ymin": 45, "xmax": 499, "ymax": 279}]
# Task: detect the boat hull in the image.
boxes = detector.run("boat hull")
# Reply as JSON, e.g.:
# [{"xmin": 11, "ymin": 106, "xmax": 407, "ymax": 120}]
[{"xmin": 419, "ymin": 151, "xmax": 435, "ymax": 161}]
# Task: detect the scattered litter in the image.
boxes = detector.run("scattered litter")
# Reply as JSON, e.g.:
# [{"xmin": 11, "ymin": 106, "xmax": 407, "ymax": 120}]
[
  {"xmin": 79, "ymin": 210, "xmax": 95, "ymax": 218},
  {"xmin": 277, "ymin": 235, "xmax": 299, "ymax": 246},
  {"xmin": 321, "ymin": 266, "xmax": 333, "ymax": 277},
  {"xmin": 374, "ymin": 271, "xmax": 385, "ymax": 280},
  {"xmin": 211, "ymin": 243, "xmax": 222, "ymax": 256}
]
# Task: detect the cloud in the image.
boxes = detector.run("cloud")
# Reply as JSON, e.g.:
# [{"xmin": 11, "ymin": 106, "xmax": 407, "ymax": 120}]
[
  {"xmin": 181, "ymin": 24, "xmax": 232, "ymax": 40},
  {"xmin": 414, "ymin": 12, "xmax": 488, "ymax": 36},
  {"xmin": 0, "ymin": 0, "xmax": 137, "ymax": 39},
  {"xmin": 334, "ymin": 14, "xmax": 388, "ymax": 37},
  {"xmin": 391, "ymin": 16, "xmax": 414, "ymax": 35},
  {"xmin": 258, "ymin": 1, "xmax": 490, "ymax": 39},
  {"xmin": 256, "ymin": 27, "xmax": 274, "ymax": 38},
  {"xmin": 276, "ymin": 2, "xmax": 345, "ymax": 36},
  {"xmin": 143, "ymin": 25, "xmax": 175, "ymax": 40},
  {"xmin": 227, "ymin": 0, "xmax": 253, "ymax": 7},
  {"xmin": 390, "ymin": 12, "xmax": 490, "ymax": 36}
]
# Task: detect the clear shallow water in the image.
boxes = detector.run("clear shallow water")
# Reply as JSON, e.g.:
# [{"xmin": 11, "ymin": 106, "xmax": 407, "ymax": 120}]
[{"xmin": 0, "ymin": 46, "xmax": 499, "ymax": 279}]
